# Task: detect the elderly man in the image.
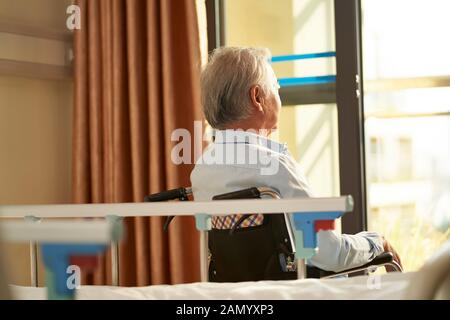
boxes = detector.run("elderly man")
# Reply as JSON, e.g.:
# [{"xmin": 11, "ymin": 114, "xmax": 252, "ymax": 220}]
[{"xmin": 191, "ymin": 46, "xmax": 401, "ymax": 276}]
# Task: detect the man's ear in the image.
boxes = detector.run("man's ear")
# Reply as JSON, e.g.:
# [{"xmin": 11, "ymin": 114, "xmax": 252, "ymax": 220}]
[{"xmin": 249, "ymin": 85, "xmax": 265, "ymax": 113}]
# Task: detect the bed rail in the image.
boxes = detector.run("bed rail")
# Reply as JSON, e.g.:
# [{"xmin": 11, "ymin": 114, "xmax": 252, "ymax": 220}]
[
  {"xmin": 0, "ymin": 197, "xmax": 353, "ymax": 218},
  {"xmin": 0, "ymin": 196, "xmax": 353, "ymax": 291}
]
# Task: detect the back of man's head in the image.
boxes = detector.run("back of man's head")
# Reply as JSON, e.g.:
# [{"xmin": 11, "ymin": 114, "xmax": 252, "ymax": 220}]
[{"xmin": 201, "ymin": 47, "xmax": 273, "ymax": 129}]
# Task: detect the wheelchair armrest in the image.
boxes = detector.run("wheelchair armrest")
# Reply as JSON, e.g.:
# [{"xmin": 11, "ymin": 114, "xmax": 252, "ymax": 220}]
[
  {"xmin": 307, "ymin": 252, "xmax": 399, "ymax": 278},
  {"xmin": 367, "ymin": 252, "xmax": 395, "ymax": 266}
]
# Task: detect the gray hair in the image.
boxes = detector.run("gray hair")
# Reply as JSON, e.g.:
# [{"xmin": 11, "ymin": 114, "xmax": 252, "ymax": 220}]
[{"xmin": 200, "ymin": 47, "xmax": 273, "ymax": 129}]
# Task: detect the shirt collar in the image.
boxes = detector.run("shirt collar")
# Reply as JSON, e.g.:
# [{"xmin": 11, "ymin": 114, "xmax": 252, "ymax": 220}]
[{"xmin": 212, "ymin": 129, "xmax": 288, "ymax": 154}]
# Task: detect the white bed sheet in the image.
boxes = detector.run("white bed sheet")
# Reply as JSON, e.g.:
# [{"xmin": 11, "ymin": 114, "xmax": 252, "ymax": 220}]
[
  {"xmin": 10, "ymin": 272, "xmax": 413, "ymax": 300},
  {"xmin": 10, "ymin": 241, "xmax": 450, "ymax": 300}
]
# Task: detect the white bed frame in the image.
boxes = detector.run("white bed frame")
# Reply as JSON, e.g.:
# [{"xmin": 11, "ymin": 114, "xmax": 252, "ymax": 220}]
[{"xmin": 0, "ymin": 197, "xmax": 352, "ymax": 286}]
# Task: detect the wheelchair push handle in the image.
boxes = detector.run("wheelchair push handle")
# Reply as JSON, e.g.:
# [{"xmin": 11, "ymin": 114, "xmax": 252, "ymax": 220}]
[
  {"xmin": 144, "ymin": 187, "xmax": 192, "ymax": 202},
  {"xmin": 144, "ymin": 187, "xmax": 192, "ymax": 232},
  {"xmin": 212, "ymin": 187, "xmax": 261, "ymax": 200}
]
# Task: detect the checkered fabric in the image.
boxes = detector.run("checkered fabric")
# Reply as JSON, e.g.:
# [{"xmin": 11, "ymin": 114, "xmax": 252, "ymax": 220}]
[{"xmin": 211, "ymin": 214, "xmax": 264, "ymax": 229}]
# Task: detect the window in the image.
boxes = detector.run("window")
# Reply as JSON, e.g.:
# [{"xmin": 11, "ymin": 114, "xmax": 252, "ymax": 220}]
[
  {"xmin": 362, "ymin": 0, "xmax": 450, "ymax": 271},
  {"xmin": 214, "ymin": 0, "xmax": 450, "ymax": 272},
  {"xmin": 223, "ymin": 0, "xmax": 339, "ymax": 198}
]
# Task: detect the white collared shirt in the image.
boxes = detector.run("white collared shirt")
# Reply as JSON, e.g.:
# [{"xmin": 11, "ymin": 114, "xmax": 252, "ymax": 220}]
[{"xmin": 190, "ymin": 129, "xmax": 384, "ymax": 272}]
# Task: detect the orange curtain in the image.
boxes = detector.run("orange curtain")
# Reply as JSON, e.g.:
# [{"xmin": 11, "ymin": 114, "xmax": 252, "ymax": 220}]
[{"xmin": 73, "ymin": 0, "xmax": 202, "ymax": 286}]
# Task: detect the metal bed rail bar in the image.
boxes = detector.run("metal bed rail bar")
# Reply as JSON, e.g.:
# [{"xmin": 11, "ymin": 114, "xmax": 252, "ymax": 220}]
[{"xmin": 0, "ymin": 197, "xmax": 353, "ymax": 218}]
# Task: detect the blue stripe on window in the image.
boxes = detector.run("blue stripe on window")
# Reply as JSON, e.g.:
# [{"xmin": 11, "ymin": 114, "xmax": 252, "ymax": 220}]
[
  {"xmin": 278, "ymin": 75, "xmax": 336, "ymax": 87},
  {"xmin": 271, "ymin": 51, "xmax": 336, "ymax": 63}
]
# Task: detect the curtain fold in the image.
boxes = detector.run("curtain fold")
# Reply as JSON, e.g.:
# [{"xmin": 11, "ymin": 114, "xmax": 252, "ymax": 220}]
[{"xmin": 73, "ymin": 0, "xmax": 202, "ymax": 286}]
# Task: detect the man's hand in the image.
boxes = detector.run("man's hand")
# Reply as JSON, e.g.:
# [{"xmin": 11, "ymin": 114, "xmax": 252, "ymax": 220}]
[{"xmin": 381, "ymin": 236, "xmax": 403, "ymax": 272}]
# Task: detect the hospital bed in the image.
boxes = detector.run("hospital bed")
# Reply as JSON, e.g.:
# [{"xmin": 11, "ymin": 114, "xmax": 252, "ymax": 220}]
[{"xmin": 0, "ymin": 192, "xmax": 447, "ymax": 300}]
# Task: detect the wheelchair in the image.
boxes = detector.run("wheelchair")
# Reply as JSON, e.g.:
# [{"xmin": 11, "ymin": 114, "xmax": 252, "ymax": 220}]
[{"xmin": 144, "ymin": 186, "xmax": 403, "ymax": 282}]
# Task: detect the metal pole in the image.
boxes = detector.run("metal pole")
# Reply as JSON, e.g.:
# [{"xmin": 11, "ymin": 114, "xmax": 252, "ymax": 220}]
[
  {"xmin": 106, "ymin": 215, "xmax": 122, "ymax": 286},
  {"xmin": 110, "ymin": 241, "xmax": 119, "ymax": 286},
  {"xmin": 199, "ymin": 230, "xmax": 208, "ymax": 282},
  {"xmin": 29, "ymin": 241, "xmax": 38, "ymax": 287},
  {"xmin": 297, "ymin": 259, "xmax": 307, "ymax": 280},
  {"xmin": 25, "ymin": 216, "xmax": 41, "ymax": 287}
]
